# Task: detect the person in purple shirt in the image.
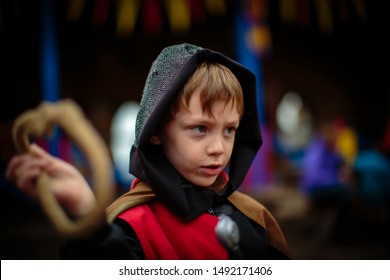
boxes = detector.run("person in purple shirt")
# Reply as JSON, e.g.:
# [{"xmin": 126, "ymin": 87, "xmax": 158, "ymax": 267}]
[{"xmin": 300, "ymin": 121, "xmax": 350, "ymax": 208}]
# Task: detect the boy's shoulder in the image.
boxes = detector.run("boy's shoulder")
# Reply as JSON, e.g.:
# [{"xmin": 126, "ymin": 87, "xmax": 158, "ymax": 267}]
[
  {"xmin": 228, "ymin": 191, "xmax": 270, "ymax": 224},
  {"xmin": 106, "ymin": 181, "xmax": 156, "ymax": 223},
  {"xmin": 228, "ymin": 190, "xmax": 290, "ymax": 257},
  {"xmin": 228, "ymin": 190, "xmax": 288, "ymax": 233}
]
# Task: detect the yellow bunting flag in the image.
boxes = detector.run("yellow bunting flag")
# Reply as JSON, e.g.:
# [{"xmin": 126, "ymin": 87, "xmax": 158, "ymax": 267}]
[
  {"xmin": 67, "ymin": 0, "xmax": 87, "ymax": 22},
  {"xmin": 116, "ymin": 0, "xmax": 139, "ymax": 37},
  {"xmin": 352, "ymin": 0, "xmax": 367, "ymax": 21},
  {"xmin": 336, "ymin": 127, "xmax": 358, "ymax": 165},
  {"xmin": 280, "ymin": 0, "xmax": 296, "ymax": 23},
  {"xmin": 314, "ymin": 0, "xmax": 333, "ymax": 33},
  {"xmin": 165, "ymin": 0, "xmax": 190, "ymax": 33},
  {"xmin": 203, "ymin": 0, "xmax": 226, "ymax": 16},
  {"xmin": 246, "ymin": 24, "xmax": 272, "ymax": 56}
]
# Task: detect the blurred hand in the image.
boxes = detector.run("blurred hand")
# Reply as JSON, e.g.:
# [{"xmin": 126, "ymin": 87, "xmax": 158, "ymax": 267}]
[{"xmin": 5, "ymin": 144, "xmax": 96, "ymax": 217}]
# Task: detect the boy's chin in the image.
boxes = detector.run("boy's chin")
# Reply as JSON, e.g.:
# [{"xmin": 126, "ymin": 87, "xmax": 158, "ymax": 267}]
[
  {"xmin": 194, "ymin": 177, "xmax": 224, "ymax": 192},
  {"xmin": 185, "ymin": 176, "xmax": 217, "ymax": 188}
]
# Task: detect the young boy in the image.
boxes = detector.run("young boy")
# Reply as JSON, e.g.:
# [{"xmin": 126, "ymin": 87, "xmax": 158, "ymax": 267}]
[{"xmin": 6, "ymin": 43, "xmax": 290, "ymax": 259}]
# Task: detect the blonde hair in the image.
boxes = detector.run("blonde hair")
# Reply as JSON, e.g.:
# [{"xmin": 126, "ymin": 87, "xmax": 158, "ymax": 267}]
[{"xmin": 170, "ymin": 62, "xmax": 244, "ymax": 118}]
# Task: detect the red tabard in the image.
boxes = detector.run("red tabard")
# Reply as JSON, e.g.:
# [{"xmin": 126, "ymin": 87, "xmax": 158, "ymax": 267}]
[{"xmin": 117, "ymin": 201, "xmax": 229, "ymax": 260}]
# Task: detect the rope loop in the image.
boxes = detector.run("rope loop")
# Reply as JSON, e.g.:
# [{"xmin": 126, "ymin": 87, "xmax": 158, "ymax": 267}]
[{"xmin": 12, "ymin": 99, "xmax": 114, "ymax": 239}]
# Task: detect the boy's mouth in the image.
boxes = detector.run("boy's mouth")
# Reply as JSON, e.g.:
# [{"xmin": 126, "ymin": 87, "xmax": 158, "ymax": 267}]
[{"xmin": 200, "ymin": 164, "xmax": 222, "ymax": 176}]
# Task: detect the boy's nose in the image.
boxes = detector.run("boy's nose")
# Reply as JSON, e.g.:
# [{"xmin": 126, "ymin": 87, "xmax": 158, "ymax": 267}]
[{"xmin": 206, "ymin": 136, "xmax": 224, "ymax": 155}]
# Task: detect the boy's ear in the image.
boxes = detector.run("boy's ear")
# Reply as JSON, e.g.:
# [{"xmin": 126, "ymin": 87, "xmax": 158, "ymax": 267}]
[{"xmin": 149, "ymin": 132, "xmax": 161, "ymax": 145}]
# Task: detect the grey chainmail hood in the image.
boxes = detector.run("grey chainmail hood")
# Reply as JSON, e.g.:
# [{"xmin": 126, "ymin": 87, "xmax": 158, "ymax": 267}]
[{"xmin": 129, "ymin": 43, "xmax": 262, "ymax": 220}]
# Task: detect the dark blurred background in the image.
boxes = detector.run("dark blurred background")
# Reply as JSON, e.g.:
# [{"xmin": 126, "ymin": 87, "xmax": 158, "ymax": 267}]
[{"xmin": 1, "ymin": 0, "xmax": 389, "ymax": 259}]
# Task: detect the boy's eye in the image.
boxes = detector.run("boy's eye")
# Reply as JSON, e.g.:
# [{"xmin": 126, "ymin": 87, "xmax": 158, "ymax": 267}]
[
  {"xmin": 192, "ymin": 126, "xmax": 207, "ymax": 133},
  {"xmin": 225, "ymin": 127, "xmax": 237, "ymax": 135}
]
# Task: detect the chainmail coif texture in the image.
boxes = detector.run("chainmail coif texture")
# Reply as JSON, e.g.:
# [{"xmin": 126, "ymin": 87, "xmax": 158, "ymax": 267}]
[{"xmin": 134, "ymin": 43, "xmax": 202, "ymax": 146}]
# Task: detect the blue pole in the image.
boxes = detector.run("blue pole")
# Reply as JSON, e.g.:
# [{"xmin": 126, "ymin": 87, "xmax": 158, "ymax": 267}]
[
  {"xmin": 234, "ymin": 7, "xmax": 265, "ymax": 124},
  {"xmin": 41, "ymin": 0, "xmax": 60, "ymax": 156},
  {"xmin": 234, "ymin": 3, "xmax": 272, "ymax": 188}
]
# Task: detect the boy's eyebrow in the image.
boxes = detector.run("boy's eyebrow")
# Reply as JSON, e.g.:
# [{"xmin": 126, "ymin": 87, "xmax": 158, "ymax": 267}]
[
  {"xmin": 182, "ymin": 116, "xmax": 240, "ymax": 126},
  {"xmin": 226, "ymin": 120, "xmax": 240, "ymax": 127}
]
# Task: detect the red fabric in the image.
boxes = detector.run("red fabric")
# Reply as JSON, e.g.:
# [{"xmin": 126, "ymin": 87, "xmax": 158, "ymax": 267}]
[
  {"xmin": 189, "ymin": 0, "xmax": 205, "ymax": 23},
  {"xmin": 118, "ymin": 201, "xmax": 229, "ymax": 260},
  {"xmin": 142, "ymin": 0, "xmax": 162, "ymax": 35},
  {"xmin": 129, "ymin": 177, "xmax": 141, "ymax": 190},
  {"xmin": 92, "ymin": 0, "xmax": 109, "ymax": 26}
]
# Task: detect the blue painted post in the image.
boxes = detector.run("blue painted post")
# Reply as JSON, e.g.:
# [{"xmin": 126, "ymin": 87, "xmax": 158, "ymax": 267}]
[
  {"xmin": 234, "ymin": 3, "xmax": 273, "ymax": 190},
  {"xmin": 40, "ymin": 0, "xmax": 60, "ymax": 156}
]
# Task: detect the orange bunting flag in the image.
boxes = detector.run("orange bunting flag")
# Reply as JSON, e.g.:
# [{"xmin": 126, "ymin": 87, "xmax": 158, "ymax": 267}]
[
  {"xmin": 247, "ymin": 0, "xmax": 269, "ymax": 21},
  {"xmin": 296, "ymin": 0, "xmax": 310, "ymax": 28},
  {"xmin": 337, "ymin": 0, "xmax": 350, "ymax": 26},
  {"xmin": 204, "ymin": 0, "xmax": 226, "ymax": 16},
  {"xmin": 116, "ymin": 0, "xmax": 139, "ymax": 37},
  {"xmin": 165, "ymin": 0, "xmax": 191, "ymax": 33},
  {"xmin": 67, "ymin": 0, "xmax": 87, "ymax": 22}
]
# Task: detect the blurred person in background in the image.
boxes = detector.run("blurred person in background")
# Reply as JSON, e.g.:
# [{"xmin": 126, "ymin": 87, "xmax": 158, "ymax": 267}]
[{"xmin": 299, "ymin": 120, "xmax": 352, "ymax": 242}]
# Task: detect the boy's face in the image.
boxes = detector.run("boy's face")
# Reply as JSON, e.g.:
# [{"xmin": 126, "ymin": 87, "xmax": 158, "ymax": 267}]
[{"xmin": 151, "ymin": 90, "xmax": 240, "ymax": 189}]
